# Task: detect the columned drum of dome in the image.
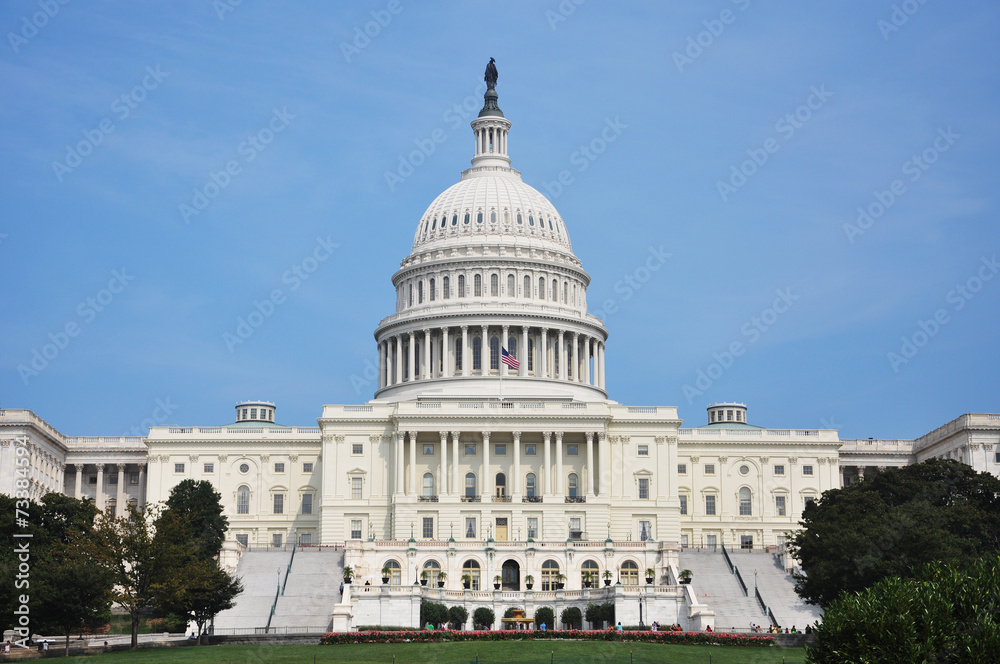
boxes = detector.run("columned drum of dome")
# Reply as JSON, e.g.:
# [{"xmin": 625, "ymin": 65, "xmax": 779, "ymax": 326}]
[{"xmin": 374, "ymin": 63, "xmax": 608, "ymax": 403}]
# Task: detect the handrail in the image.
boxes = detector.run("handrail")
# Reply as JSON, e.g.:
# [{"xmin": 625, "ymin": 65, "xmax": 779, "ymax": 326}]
[
  {"xmin": 281, "ymin": 543, "xmax": 297, "ymax": 595},
  {"xmin": 768, "ymin": 606, "xmax": 778, "ymax": 627},
  {"xmin": 721, "ymin": 543, "xmax": 734, "ymax": 574},
  {"xmin": 754, "ymin": 586, "xmax": 767, "ymax": 613},
  {"xmin": 264, "ymin": 581, "xmax": 280, "ymax": 632},
  {"xmin": 733, "ymin": 566, "xmax": 748, "ymax": 596}
]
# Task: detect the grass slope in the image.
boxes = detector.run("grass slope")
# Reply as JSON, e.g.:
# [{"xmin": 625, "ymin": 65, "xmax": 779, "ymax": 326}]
[{"xmin": 83, "ymin": 641, "xmax": 805, "ymax": 663}]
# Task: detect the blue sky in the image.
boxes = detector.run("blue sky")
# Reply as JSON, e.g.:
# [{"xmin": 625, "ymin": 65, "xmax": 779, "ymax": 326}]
[{"xmin": 2, "ymin": 1, "xmax": 997, "ymax": 440}]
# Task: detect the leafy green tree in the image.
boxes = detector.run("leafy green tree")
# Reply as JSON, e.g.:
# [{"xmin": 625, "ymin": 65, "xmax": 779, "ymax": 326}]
[
  {"xmin": 154, "ymin": 557, "xmax": 242, "ymax": 642},
  {"xmin": 534, "ymin": 606, "xmax": 554, "ymax": 629},
  {"xmin": 585, "ymin": 602, "xmax": 614, "ymax": 628},
  {"xmin": 472, "ymin": 607, "xmax": 494, "ymax": 630},
  {"xmin": 561, "ymin": 606, "xmax": 583, "ymax": 630},
  {"xmin": 789, "ymin": 459, "xmax": 1000, "ymax": 607},
  {"xmin": 447, "ymin": 605, "xmax": 468, "ymax": 630},
  {"xmin": 419, "ymin": 600, "xmax": 448, "ymax": 628},
  {"xmin": 161, "ymin": 480, "xmax": 228, "ymax": 561},
  {"xmin": 807, "ymin": 556, "xmax": 1000, "ymax": 664}
]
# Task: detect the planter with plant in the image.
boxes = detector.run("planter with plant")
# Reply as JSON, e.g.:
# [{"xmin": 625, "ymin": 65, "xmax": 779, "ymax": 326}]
[
  {"xmin": 645, "ymin": 568, "xmax": 655, "ymax": 584},
  {"xmin": 461, "ymin": 573, "xmax": 472, "ymax": 590},
  {"xmin": 582, "ymin": 571, "xmax": 595, "ymax": 588},
  {"xmin": 679, "ymin": 569, "xmax": 693, "ymax": 584},
  {"xmin": 603, "ymin": 569, "xmax": 613, "ymax": 587},
  {"xmin": 524, "ymin": 574, "xmax": 534, "ymax": 590},
  {"xmin": 381, "ymin": 566, "xmax": 391, "ymax": 584},
  {"xmin": 555, "ymin": 572, "xmax": 566, "ymax": 590},
  {"xmin": 342, "ymin": 566, "xmax": 354, "ymax": 584},
  {"xmin": 420, "ymin": 570, "xmax": 429, "ymax": 586},
  {"xmin": 437, "ymin": 571, "xmax": 447, "ymax": 588},
  {"xmin": 493, "ymin": 574, "xmax": 502, "ymax": 590}
]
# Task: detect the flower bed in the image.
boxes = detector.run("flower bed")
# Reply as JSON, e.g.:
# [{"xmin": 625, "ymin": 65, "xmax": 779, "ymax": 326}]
[{"xmin": 320, "ymin": 629, "xmax": 773, "ymax": 647}]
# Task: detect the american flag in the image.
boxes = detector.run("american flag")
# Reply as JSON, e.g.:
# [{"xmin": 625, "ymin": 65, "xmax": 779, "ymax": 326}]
[{"xmin": 501, "ymin": 347, "xmax": 520, "ymax": 370}]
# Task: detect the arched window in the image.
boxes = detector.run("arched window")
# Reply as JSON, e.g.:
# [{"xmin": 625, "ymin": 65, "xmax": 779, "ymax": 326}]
[
  {"xmin": 541, "ymin": 560, "xmax": 561, "ymax": 591},
  {"xmin": 408, "ymin": 284, "xmax": 413, "ymax": 307},
  {"xmin": 237, "ymin": 485, "xmax": 250, "ymax": 514},
  {"xmin": 458, "ymin": 274, "xmax": 465, "ymax": 298},
  {"xmin": 429, "ymin": 278, "xmax": 435, "ymax": 302},
  {"xmin": 452, "ymin": 214, "xmax": 458, "ymax": 226},
  {"xmin": 474, "ymin": 274, "xmax": 482, "ymax": 297},
  {"xmin": 463, "ymin": 213, "xmax": 470, "ymax": 225},
  {"xmin": 431, "ymin": 217, "xmax": 437, "ymax": 230},
  {"xmin": 527, "ymin": 338, "xmax": 534, "ymax": 372},
  {"xmin": 621, "ymin": 560, "xmax": 639, "ymax": 586},
  {"xmin": 477, "ymin": 212, "xmax": 483, "ymax": 224},
  {"xmin": 489, "ymin": 336, "xmax": 500, "ymax": 370},
  {"xmin": 422, "ymin": 472, "xmax": 434, "ymax": 498},
  {"xmin": 517, "ymin": 213, "xmax": 522, "ymax": 225},
  {"xmin": 423, "ymin": 559, "xmax": 441, "ymax": 585},
  {"xmin": 548, "ymin": 218, "xmax": 554, "ymax": 230},
  {"xmin": 563, "ymin": 283, "xmax": 568, "ymax": 304},
  {"xmin": 472, "ymin": 337, "xmax": 482, "ymax": 371},
  {"xmin": 442, "ymin": 276, "xmax": 450, "ymax": 299},
  {"xmin": 490, "ymin": 211, "xmax": 496, "ymax": 223},
  {"xmin": 508, "ymin": 337, "xmax": 517, "ymax": 358},
  {"xmin": 490, "ymin": 274, "xmax": 499, "ymax": 296},
  {"xmin": 568, "ymin": 473, "xmax": 579, "ymax": 498},
  {"xmin": 507, "ymin": 274, "xmax": 515, "ymax": 297},
  {"xmin": 455, "ymin": 338, "xmax": 463, "ymax": 371},
  {"xmin": 538, "ymin": 276, "xmax": 545, "ymax": 300},
  {"xmin": 418, "ymin": 281, "xmax": 423, "ymax": 304},
  {"xmin": 551, "ymin": 279, "xmax": 558, "ymax": 300},
  {"xmin": 523, "ymin": 275, "xmax": 530, "ymax": 297},
  {"xmin": 739, "ymin": 487, "xmax": 752, "ymax": 516},
  {"xmin": 465, "ymin": 472, "xmax": 477, "ymax": 499},
  {"xmin": 529, "ymin": 214, "xmax": 535, "ymax": 226},
  {"xmin": 384, "ymin": 559, "xmax": 402, "ymax": 585},
  {"xmin": 495, "ymin": 472, "xmax": 506, "ymax": 499},
  {"xmin": 581, "ymin": 559, "xmax": 599, "ymax": 587},
  {"xmin": 462, "ymin": 560, "xmax": 481, "ymax": 590},
  {"xmin": 525, "ymin": 473, "xmax": 537, "ymax": 498}
]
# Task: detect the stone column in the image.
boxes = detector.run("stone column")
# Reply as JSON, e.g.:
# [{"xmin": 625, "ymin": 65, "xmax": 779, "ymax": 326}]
[
  {"xmin": 512, "ymin": 431, "xmax": 521, "ymax": 496},
  {"xmin": 74, "ymin": 464, "xmax": 84, "ymax": 498},
  {"xmin": 598, "ymin": 432, "xmax": 609, "ymax": 497},
  {"xmin": 116, "ymin": 463, "xmax": 127, "ymax": 515},
  {"xmin": 461, "ymin": 326, "xmax": 470, "ymax": 377},
  {"xmin": 378, "ymin": 340, "xmax": 385, "ymax": 389},
  {"xmin": 409, "ymin": 431, "xmax": 417, "ymax": 496},
  {"xmin": 583, "ymin": 336, "xmax": 591, "ymax": 385},
  {"xmin": 555, "ymin": 433, "xmax": 564, "ymax": 495},
  {"xmin": 481, "ymin": 325, "xmax": 489, "ymax": 373},
  {"xmin": 520, "ymin": 326, "xmax": 528, "ymax": 377},
  {"xmin": 539, "ymin": 329, "xmax": 547, "ymax": 378},
  {"xmin": 395, "ymin": 336, "xmax": 402, "ymax": 385},
  {"xmin": 542, "ymin": 432, "xmax": 551, "ymax": 495},
  {"xmin": 407, "ymin": 332, "xmax": 415, "ymax": 382},
  {"xmin": 423, "ymin": 329, "xmax": 431, "ymax": 379},
  {"xmin": 482, "ymin": 431, "xmax": 491, "ymax": 500},
  {"xmin": 95, "ymin": 464, "xmax": 105, "ymax": 511},
  {"xmin": 395, "ymin": 432, "xmax": 405, "ymax": 495},
  {"xmin": 586, "ymin": 432, "xmax": 595, "ymax": 498},
  {"xmin": 441, "ymin": 327, "xmax": 450, "ymax": 378},
  {"xmin": 572, "ymin": 332, "xmax": 580, "ymax": 382},
  {"xmin": 439, "ymin": 432, "xmax": 448, "ymax": 497},
  {"xmin": 502, "ymin": 325, "xmax": 510, "ymax": 376},
  {"xmin": 599, "ymin": 342, "xmax": 606, "ymax": 389},
  {"xmin": 558, "ymin": 331, "xmax": 565, "ymax": 380},
  {"xmin": 137, "ymin": 463, "xmax": 146, "ymax": 507},
  {"xmin": 451, "ymin": 431, "xmax": 461, "ymax": 497}
]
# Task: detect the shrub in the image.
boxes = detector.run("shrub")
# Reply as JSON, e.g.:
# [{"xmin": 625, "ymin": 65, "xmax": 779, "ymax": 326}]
[
  {"xmin": 534, "ymin": 606, "xmax": 555, "ymax": 629},
  {"xmin": 419, "ymin": 601, "xmax": 448, "ymax": 628},
  {"xmin": 472, "ymin": 607, "xmax": 495, "ymax": 630},
  {"xmin": 561, "ymin": 607, "xmax": 583, "ymax": 630},
  {"xmin": 447, "ymin": 605, "xmax": 468, "ymax": 630}
]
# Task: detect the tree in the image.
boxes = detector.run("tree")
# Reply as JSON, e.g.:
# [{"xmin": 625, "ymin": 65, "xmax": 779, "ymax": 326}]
[
  {"xmin": 447, "ymin": 605, "xmax": 468, "ymax": 630},
  {"xmin": 561, "ymin": 606, "xmax": 583, "ymax": 630},
  {"xmin": 162, "ymin": 480, "xmax": 228, "ymax": 561},
  {"xmin": 85, "ymin": 503, "xmax": 184, "ymax": 650},
  {"xmin": 419, "ymin": 600, "xmax": 448, "ymax": 628},
  {"xmin": 789, "ymin": 459, "xmax": 1000, "ymax": 607},
  {"xmin": 154, "ymin": 557, "xmax": 242, "ymax": 643},
  {"xmin": 534, "ymin": 606, "xmax": 554, "ymax": 629},
  {"xmin": 807, "ymin": 556, "xmax": 1000, "ymax": 664},
  {"xmin": 585, "ymin": 602, "xmax": 615, "ymax": 629},
  {"xmin": 472, "ymin": 607, "xmax": 494, "ymax": 630}
]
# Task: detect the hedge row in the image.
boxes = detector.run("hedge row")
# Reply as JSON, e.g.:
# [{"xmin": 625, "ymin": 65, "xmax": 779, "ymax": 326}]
[{"xmin": 320, "ymin": 629, "xmax": 773, "ymax": 647}]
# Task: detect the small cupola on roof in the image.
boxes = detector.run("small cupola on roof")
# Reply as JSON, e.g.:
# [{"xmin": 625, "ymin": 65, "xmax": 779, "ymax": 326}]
[
  {"xmin": 235, "ymin": 401, "xmax": 276, "ymax": 424},
  {"xmin": 708, "ymin": 402, "xmax": 748, "ymax": 425}
]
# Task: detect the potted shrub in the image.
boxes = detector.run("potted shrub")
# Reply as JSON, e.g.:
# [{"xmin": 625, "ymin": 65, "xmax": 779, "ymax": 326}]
[
  {"xmin": 603, "ymin": 570, "xmax": 613, "ymax": 587},
  {"xmin": 583, "ymin": 571, "xmax": 595, "ymax": 588},
  {"xmin": 679, "ymin": 569, "xmax": 693, "ymax": 584},
  {"xmin": 420, "ymin": 570, "xmax": 429, "ymax": 586},
  {"xmin": 342, "ymin": 566, "xmax": 354, "ymax": 584},
  {"xmin": 555, "ymin": 573, "xmax": 566, "ymax": 590},
  {"xmin": 645, "ymin": 568, "xmax": 655, "ymax": 584},
  {"xmin": 493, "ymin": 574, "xmax": 502, "ymax": 590},
  {"xmin": 381, "ymin": 566, "xmax": 391, "ymax": 584},
  {"xmin": 525, "ymin": 574, "xmax": 534, "ymax": 590},
  {"xmin": 437, "ymin": 571, "xmax": 447, "ymax": 588},
  {"xmin": 461, "ymin": 573, "xmax": 472, "ymax": 590}
]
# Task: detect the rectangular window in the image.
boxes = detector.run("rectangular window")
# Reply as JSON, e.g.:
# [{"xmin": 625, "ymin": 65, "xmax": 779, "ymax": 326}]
[
  {"xmin": 494, "ymin": 444, "xmax": 506, "ymax": 456},
  {"xmin": 274, "ymin": 462, "xmax": 285, "ymax": 473},
  {"xmin": 251, "ymin": 408, "xmax": 257, "ymax": 419},
  {"xmin": 740, "ymin": 535, "xmax": 754, "ymax": 550},
  {"xmin": 273, "ymin": 494, "xmax": 284, "ymax": 514},
  {"xmin": 465, "ymin": 517, "xmax": 476, "ymax": 538},
  {"xmin": 705, "ymin": 495, "xmax": 716, "ymax": 515},
  {"xmin": 704, "ymin": 464, "xmax": 715, "ymax": 475},
  {"xmin": 774, "ymin": 464, "xmax": 785, "ymax": 476},
  {"xmin": 174, "ymin": 463, "xmax": 185, "ymax": 473},
  {"xmin": 301, "ymin": 494, "xmax": 312, "ymax": 515},
  {"xmin": 567, "ymin": 444, "xmax": 579, "ymax": 456},
  {"xmin": 677, "ymin": 463, "xmax": 687, "ymax": 474},
  {"xmin": 681, "ymin": 534, "xmax": 689, "ymax": 547},
  {"xmin": 804, "ymin": 496, "xmax": 816, "ymax": 508},
  {"xmin": 527, "ymin": 517, "xmax": 538, "ymax": 539},
  {"xmin": 803, "ymin": 465, "xmax": 814, "ymax": 476},
  {"xmin": 423, "ymin": 443, "xmax": 434, "ymax": 455},
  {"xmin": 639, "ymin": 520, "xmax": 651, "ymax": 541},
  {"xmin": 235, "ymin": 534, "xmax": 248, "ymax": 547},
  {"xmin": 638, "ymin": 478, "xmax": 650, "ymax": 499},
  {"xmin": 775, "ymin": 495, "xmax": 786, "ymax": 516},
  {"xmin": 995, "ymin": 452, "xmax": 1000, "ymax": 463},
  {"xmin": 271, "ymin": 533, "xmax": 282, "ymax": 548},
  {"xmin": 351, "ymin": 477, "xmax": 362, "ymax": 499},
  {"xmin": 351, "ymin": 519, "xmax": 362, "ymax": 539},
  {"xmin": 89, "ymin": 476, "xmax": 97, "ymax": 485},
  {"xmin": 129, "ymin": 474, "xmax": 139, "ymax": 485},
  {"xmin": 352, "ymin": 444, "xmax": 363, "ymax": 455},
  {"xmin": 679, "ymin": 495, "xmax": 688, "ymax": 515},
  {"xmin": 525, "ymin": 444, "xmax": 536, "ymax": 456},
  {"xmin": 303, "ymin": 462, "xmax": 314, "ymax": 473},
  {"xmin": 203, "ymin": 463, "xmax": 214, "ymax": 473},
  {"xmin": 299, "ymin": 533, "xmax": 311, "ymax": 545},
  {"xmin": 727, "ymin": 410, "xmax": 733, "ymax": 421},
  {"xmin": 706, "ymin": 534, "xmax": 717, "ymax": 550},
  {"xmin": 569, "ymin": 517, "xmax": 581, "ymax": 538},
  {"xmin": 422, "ymin": 517, "xmax": 434, "ymax": 539},
  {"xmin": 637, "ymin": 445, "xmax": 649, "ymax": 456},
  {"xmin": 109, "ymin": 475, "xmax": 118, "ymax": 485},
  {"xmin": 465, "ymin": 443, "xmax": 477, "ymax": 456}
]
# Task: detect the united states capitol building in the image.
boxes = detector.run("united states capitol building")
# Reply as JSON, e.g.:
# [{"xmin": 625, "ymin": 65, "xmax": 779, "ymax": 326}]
[{"xmin": 3, "ymin": 64, "xmax": 998, "ymax": 631}]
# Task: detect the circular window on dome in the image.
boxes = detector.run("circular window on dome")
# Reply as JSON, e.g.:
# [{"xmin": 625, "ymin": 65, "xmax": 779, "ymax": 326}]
[
  {"xmin": 528, "ymin": 215, "xmax": 534, "ymax": 226},
  {"xmin": 739, "ymin": 465, "xmax": 750, "ymax": 476},
  {"xmin": 452, "ymin": 214, "xmax": 458, "ymax": 226},
  {"xmin": 239, "ymin": 463, "xmax": 250, "ymax": 474},
  {"xmin": 477, "ymin": 212, "xmax": 483, "ymax": 224},
  {"xmin": 516, "ymin": 213, "xmax": 522, "ymax": 225}
]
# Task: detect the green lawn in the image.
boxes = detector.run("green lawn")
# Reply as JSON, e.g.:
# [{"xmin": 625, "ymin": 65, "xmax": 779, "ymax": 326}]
[{"xmin": 82, "ymin": 641, "xmax": 807, "ymax": 664}]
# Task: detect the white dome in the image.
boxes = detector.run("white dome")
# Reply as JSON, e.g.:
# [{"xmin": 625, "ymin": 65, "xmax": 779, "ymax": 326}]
[{"xmin": 411, "ymin": 170, "xmax": 572, "ymax": 254}]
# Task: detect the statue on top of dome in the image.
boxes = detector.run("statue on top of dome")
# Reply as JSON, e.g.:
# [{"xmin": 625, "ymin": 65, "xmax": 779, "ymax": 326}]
[{"xmin": 485, "ymin": 57, "xmax": 498, "ymax": 89}]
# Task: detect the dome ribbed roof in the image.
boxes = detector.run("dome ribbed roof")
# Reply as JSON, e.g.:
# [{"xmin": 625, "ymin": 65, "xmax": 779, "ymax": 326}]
[{"xmin": 411, "ymin": 171, "xmax": 572, "ymax": 254}]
